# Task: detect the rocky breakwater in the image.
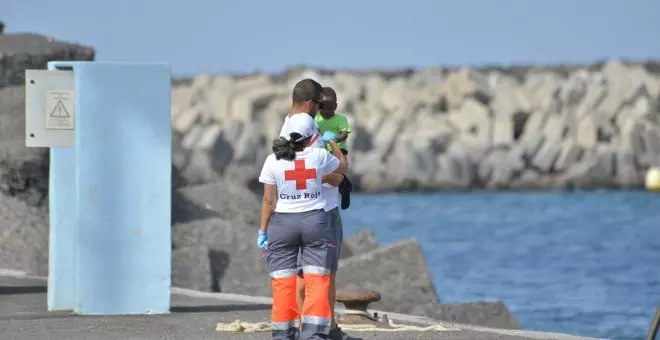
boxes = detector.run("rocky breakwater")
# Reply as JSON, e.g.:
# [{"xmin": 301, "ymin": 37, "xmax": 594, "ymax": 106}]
[
  {"xmin": 0, "ymin": 32, "xmax": 94, "ymax": 275},
  {"xmin": 171, "ymin": 61, "xmax": 660, "ymax": 192}
]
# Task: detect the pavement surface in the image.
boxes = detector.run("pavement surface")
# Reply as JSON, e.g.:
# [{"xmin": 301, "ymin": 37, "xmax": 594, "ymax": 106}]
[{"xmin": 0, "ymin": 273, "xmax": 602, "ymax": 340}]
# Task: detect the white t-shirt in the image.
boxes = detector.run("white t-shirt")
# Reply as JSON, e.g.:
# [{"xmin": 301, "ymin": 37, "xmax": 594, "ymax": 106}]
[
  {"xmin": 278, "ymin": 113, "xmax": 341, "ymax": 210},
  {"xmin": 259, "ymin": 148, "xmax": 340, "ymax": 213},
  {"xmin": 322, "ymin": 182, "xmax": 340, "ymax": 211},
  {"xmin": 279, "ymin": 114, "xmax": 325, "ymax": 149}
]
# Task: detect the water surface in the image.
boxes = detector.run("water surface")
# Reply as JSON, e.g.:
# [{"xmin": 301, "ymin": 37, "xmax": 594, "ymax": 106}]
[{"xmin": 341, "ymin": 191, "xmax": 660, "ymax": 340}]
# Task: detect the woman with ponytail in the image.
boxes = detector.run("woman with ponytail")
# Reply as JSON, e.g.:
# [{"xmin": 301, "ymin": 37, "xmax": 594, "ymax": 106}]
[{"xmin": 258, "ymin": 112, "xmax": 349, "ymax": 340}]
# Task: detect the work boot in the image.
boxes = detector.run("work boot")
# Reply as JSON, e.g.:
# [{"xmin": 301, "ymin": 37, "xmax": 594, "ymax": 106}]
[{"xmin": 329, "ymin": 326, "xmax": 362, "ymax": 340}]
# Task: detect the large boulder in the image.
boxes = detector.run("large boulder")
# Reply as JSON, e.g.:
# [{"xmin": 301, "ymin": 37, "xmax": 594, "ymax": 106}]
[
  {"xmin": 334, "ymin": 238, "xmax": 519, "ymax": 330},
  {"xmin": 339, "ymin": 227, "xmax": 380, "ymax": 260},
  {"xmin": 428, "ymin": 301, "xmax": 519, "ymax": 330},
  {"xmin": 171, "ymin": 217, "xmax": 269, "ymax": 295},
  {"xmin": 335, "ymin": 239, "xmax": 441, "ymax": 314},
  {"xmin": 0, "ymin": 193, "xmax": 49, "ymax": 276},
  {"xmin": 172, "ymin": 181, "xmax": 260, "ymax": 225},
  {"xmin": 0, "ymin": 87, "xmax": 50, "ymax": 207}
]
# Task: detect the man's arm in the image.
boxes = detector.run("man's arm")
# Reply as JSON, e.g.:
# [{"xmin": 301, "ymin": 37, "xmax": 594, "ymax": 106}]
[{"xmin": 322, "ymin": 173, "xmax": 343, "ymax": 187}]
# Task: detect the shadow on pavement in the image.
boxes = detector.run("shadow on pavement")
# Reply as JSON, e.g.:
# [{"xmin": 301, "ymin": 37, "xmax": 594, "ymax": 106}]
[
  {"xmin": 0, "ymin": 285, "xmax": 47, "ymax": 295},
  {"xmin": 171, "ymin": 303, "xmax": 271, "ymax": 313}
]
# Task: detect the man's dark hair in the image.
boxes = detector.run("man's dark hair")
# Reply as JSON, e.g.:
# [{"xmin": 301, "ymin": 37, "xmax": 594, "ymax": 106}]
[
  {"xmin": 292, "ymin": 78, "xmax": 323, "ymax": 104},
  {"xmin": 322, "ymin": 86, "xmax": 337, "ymax": 102}
]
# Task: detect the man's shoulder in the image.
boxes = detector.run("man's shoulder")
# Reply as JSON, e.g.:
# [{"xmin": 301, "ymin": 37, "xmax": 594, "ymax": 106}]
[{"xmin": 288, "ymin": 112, "xmax": 316, "ymax": 123}]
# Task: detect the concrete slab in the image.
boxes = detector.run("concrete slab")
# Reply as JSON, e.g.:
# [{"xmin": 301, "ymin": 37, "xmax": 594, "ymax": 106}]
[{"xmin": 0, "ymin": 273, "xmax": 603, "ymax": 340}]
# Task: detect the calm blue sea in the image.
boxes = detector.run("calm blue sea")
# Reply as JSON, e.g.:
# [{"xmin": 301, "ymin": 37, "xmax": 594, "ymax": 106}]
[{"xmin": 341, "ymin": 191, "xmax": 660, "ymax": 340}]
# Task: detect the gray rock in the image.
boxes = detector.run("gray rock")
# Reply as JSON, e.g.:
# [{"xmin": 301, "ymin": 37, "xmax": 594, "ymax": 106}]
[
  {"xmin": 435, "ymin": 154, "xmax": 475, "ymax": 189},
  {"xmin": 171, "ymin": 217, "xmax": 269, "ymax": 296},
  {"xmin": 0, "ymin": 86, "xmax": 25, "ymax": 141},
  {"xmin": 478, "ymin": 148, "xmax": 524, "ymax": 189},
  {"xmin": 0, "ymin": 141, "xmax": 49, "ymax": 207},
  {"xmin": 340, "ymin": 228, "xmax": 380, "ymax": 260},
  {"xmin": 0, "ymin": 86, "xmax": 49, "ymax": 207},
  {"xmin": 171, "ymin": 245, "xmax": 214, "ymax": 292},
  {"xmin": 172, "ymin": 181, "xmax": 260, "ymax": 225},
  {"xmin": 615, "ymin": 148, "xmax": 642, "ymax": 188},
  {"xmin": 0, "ymin": 193, "xmax": 49, "ymax": 276},
  {"xmin": 172, "ymin": 131, "xmax": 190, "ymax": 174},
  {"xmin": 509, "ymin": 170, "xmax": 544, "ymax": 190},
  {"xmin": 335, "ymin": 238, "xmax": 441, "ymax": 315},
  {"xmin": 560, "ymin": 147, "xmax": 618, "ymax": 189},
  {"xmin": 554, "ymin": 141, "xmax": 584, "ymax": 173},
  {"xmin": 179, "ymin": 149, "xmax": 221, "ymax": 186},
  {"xmin": 427, "ymin": 301, "xmax": 519, "ymax": 330}
]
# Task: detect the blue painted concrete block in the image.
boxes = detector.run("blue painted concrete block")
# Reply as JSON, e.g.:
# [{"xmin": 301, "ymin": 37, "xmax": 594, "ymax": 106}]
[
  {"xmin": 46, "ymin": 61, "xmax": 172, "ymax": 315},
  {"xmin": 47, "ymin": 147, "xmax": 77, "ymax": 311},
  {"xmin": 47, "ymin": 62, "xmax": 78, "ymax": 311}
]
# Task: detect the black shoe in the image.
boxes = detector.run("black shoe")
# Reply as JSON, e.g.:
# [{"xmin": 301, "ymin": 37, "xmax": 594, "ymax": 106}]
[
  {"xmin": 339, "ymin": 175, "xmax": 352, "ymax": 210},
  {"xmin": 329, "ymin": 326, "xmax": 362, "ymax": 340}
]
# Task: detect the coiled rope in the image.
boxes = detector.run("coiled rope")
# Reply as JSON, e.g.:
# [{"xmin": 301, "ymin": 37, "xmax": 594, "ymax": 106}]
[{"xmin": 215, "ymin": 309, "xmax": 460, "ymax": 333}]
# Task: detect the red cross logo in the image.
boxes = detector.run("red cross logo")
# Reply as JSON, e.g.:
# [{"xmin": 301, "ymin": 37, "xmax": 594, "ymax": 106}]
[{"xmin": 284, "ymin": 160, "xmax": 317, "ymax": 190}]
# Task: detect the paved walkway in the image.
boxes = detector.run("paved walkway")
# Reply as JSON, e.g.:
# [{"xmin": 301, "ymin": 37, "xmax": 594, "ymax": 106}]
[{"xmin": 0, "ymin": 273, "xmax": 602, "ymax": 340}]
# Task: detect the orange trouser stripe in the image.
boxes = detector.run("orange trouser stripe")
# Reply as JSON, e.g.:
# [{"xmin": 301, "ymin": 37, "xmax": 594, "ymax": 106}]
[
  {"xmin": 302, "ymin": 273, "xmax": 332, "ymax": 318},
  {"xmin": 271, "ymin": 276, "xmax": 300, "ymax": 323}
]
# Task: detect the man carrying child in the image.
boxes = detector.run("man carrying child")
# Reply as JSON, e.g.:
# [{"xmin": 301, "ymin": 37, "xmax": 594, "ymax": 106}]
[{"xmin": 296, "ymin": 86, "xmax": 358, "ymax": 340}]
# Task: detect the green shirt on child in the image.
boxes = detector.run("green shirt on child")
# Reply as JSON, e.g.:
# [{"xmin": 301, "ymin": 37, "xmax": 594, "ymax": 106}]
[{"xmin": 314, "ymin": 114, "xmax": 351, "ymax": 151}]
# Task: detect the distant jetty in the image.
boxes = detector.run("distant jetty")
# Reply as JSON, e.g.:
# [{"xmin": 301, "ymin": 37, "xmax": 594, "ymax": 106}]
[{"xmin": 170, "ymin": 60, "xmax": 660, "ymax": 192}]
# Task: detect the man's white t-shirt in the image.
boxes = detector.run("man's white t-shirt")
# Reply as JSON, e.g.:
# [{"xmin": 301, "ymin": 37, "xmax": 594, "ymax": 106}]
[
  {"xmin": 259, "ymin": 148, "xmax": 340, "ymax": 213},
  {"xmin": 279, "ymin": 114, "xmax": 324, "ymax": 149},
  {"xmin": 322, "ymin": 183, "xmax": 340, "ymax": 211}
]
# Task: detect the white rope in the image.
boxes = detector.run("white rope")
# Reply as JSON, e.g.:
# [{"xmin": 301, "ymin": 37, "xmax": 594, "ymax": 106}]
[{"xmin": 216, "ymin": 309, "xmax": 460, "ymax": 333}]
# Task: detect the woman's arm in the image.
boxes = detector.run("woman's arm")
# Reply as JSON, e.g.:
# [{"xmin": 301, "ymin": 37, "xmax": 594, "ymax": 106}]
[
  {"xmin": 260, "ymin": 184, "xmax": 277, "ymax": 232},
  {"xmin": 328, "ymin": 140, "xmax": 349, "ymax": 174}
]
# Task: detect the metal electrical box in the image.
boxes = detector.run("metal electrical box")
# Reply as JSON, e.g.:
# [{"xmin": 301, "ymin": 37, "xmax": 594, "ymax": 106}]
[{"xmin": 25, "ymin": 70, "xmax": 75, "ymax": 148}]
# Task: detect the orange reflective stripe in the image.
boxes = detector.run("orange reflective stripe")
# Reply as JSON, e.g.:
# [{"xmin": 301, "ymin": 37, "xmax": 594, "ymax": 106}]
[
  {"xmin": 301, "ymin": 273, "xmax": 331, "ymax": 318},
  {"xmin": 271, "ymin": 276, "xmax": 300, "ymax": 323}
]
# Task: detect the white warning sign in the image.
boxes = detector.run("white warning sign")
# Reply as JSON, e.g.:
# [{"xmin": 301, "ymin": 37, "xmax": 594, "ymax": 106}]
[{"xmin": 45, "ymin": 90, "xmax": 74, "ymax": 130}]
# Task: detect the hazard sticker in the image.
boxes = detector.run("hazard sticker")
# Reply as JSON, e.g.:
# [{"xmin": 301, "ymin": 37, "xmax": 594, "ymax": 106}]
[{"xmin": 45, "ymin": 89, "xmax": 74, "ymax": 130}]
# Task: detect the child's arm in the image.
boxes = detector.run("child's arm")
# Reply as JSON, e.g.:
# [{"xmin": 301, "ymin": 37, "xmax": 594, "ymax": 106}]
[{"xmin": 335, "ymin": 115, "xmax": 351, "ymax": 144}]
